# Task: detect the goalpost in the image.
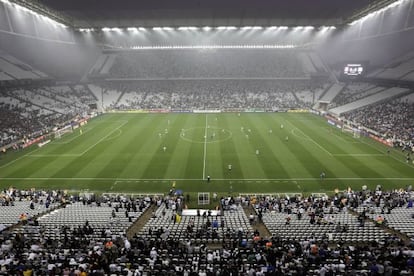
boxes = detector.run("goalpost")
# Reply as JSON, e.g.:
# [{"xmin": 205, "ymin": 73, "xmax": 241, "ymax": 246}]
[
  {"xmin": 54, "ymin": 125, "xmax": 73, "ymax": 139},
  {"xmin": 342, "ymin": 124, "xmax": 361, "ymax": 138}
]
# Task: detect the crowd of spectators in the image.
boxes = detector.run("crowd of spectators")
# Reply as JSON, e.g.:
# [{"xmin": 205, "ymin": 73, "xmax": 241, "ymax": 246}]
[
  {"xmin": 0, "ymin": 85, "xmax": 95, "ymax": 148},
  {"xmin": 2, "ymin": 187, "xmax": 414, "ymax": 275},
  {"xmin": 109, "ymin": 49, "xmax": 309, "ymax": 79},
  {"xmin": 343, "ymin": 96, "xmax": 414, "ymax": 148},
  {"xmin": 103, "ymin": 80, "xmax": 324, "ymax": 111}
]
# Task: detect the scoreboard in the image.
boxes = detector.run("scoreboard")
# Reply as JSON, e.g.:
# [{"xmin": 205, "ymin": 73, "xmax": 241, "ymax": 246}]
[
  {"xmin": 341, "ymin": 62, "xmax": 368, "ymax": 81},
  {"xmin": 344, "ymin": 64, "xmax": 364, "ymax": 76}
]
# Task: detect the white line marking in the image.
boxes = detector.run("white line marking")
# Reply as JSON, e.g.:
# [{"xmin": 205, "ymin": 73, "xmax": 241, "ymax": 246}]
[
  {"xmin": 288, "ymin": 121, "xmax": 332, "ymax": 156},
  {"xmin": 359, "ymin": 138, "xmax": 414, "ymax": 168},
  {"xmin": 103, "ymin": 129, "xmax": 122, "ymax": 141},
  {"xmin": 28, "ymin": 154, "xmax": 81, "ymax": 157},
  {"xmin": 0, "ymin": 147, "xmax": 42, "ymax": 169},
  {"xmin": 53, "ymin": 127, "xmax": 94, "ymax": 145},
  {"xmin": 202, "ymin": 114, "xmax": 208, "ymax": 180},
  {"xmin": 331, "ymin": 154, "xmax": 386, "ymax": 157},
  {"xmin": 1, "ymin": 177, "xmax": 413, "ymax": 181},
  {"xmin": 24, "ymin": 130, "xmax": 123, "ymax": 158},
  {"xmin": 326, "ymin": 128, "xmax": 359, "ymax": 144},
  {"xmin": 79, "ymin": 121, "xmax": 128, "ymax": 156}
]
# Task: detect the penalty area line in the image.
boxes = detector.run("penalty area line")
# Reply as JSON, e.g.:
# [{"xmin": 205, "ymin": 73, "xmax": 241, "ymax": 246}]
[
  {"xmin": 287, "ymin": 120, "xmax": 332, "ymax": 156},
  {"xmin": 79, "ymin": 121, "xmax": 128, "ymax": 156},
  {"xmin": 0, "ymin": 147, "xmax": 42, "ymax": 169}
]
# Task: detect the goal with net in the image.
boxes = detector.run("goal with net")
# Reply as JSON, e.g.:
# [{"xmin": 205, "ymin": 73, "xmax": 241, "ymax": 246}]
[
  {"xmin": 54, "ymin": 125, "xmax": 73, "ymax": 139},
  {"xmin": 342, "ymin": 124, "xmax": 361, "ymax": 138}
]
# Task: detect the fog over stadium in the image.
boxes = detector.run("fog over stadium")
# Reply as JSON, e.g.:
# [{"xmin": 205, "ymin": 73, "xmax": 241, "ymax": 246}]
[{"xmin": 0, "ymin": 0, "xmax": 414, "ymax": 275}]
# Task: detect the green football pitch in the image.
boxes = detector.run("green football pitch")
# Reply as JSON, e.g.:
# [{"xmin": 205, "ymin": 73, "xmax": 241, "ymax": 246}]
[{"xmin": 0, "ymin": 112, "xmax": 413, "ymax": 196}]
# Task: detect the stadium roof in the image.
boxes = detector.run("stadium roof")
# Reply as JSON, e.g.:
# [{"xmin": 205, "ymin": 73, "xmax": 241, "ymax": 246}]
[
  {"xmin": 7, "ymin": 0, "xmax": 404, "ymax": 28},
  {"xmin": 37, "ymin": 0, "xmax": 371, "ymax": 28}
]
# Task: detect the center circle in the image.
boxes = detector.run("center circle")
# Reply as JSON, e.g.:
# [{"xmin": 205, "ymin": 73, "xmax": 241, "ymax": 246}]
[{"xmin": 180, "ymin": 127, "xmax": 233, "ymax": 143}]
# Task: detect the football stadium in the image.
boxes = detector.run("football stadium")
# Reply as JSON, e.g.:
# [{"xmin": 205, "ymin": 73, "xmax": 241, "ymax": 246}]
[{"xmin": 0, "ymin": 0, "xmax": 414, "ymax": 274}]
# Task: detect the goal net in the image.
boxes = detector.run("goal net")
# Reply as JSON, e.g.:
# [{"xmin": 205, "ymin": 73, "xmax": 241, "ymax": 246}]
[
  {"xmin": 54, "ymin": 125, "xmax": 73, "ymax": 139},
  {"xmin": 342, "ymin": 124, "xmax": 361, "ymax": 138}
]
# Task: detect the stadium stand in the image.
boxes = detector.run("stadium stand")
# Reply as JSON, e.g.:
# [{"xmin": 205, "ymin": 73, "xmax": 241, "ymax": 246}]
[
  {"xmin": 343, "ymin": 95, "xmax": 414, "ymax": 145},
  {"xmin": 328, "ymin": 83, "xmax": 386, "ymax": 109},
  {"xmin": 329, "ymin": 87, "xmax": 411, "ymax": 116},
  {"xmin": 102, "ymin": 49, "xmax": 325, "ymax": 79},
  {"xmin": 97, "ymin": 80, "xmax": 325, "ymax": 111},
  {"xmin": 89, "ymin": 55, "xmax": 117, "ymax": 77},
  {"xmin": 2, "ymin": 188, "xmax": 414, "ymax": 275},
  {"xmin": 0, "ymin": 51, "xmax": 49, "ymax": 81},
  {"xmin": 0, "ymin": 85, "xmax": 95, "ymax": 148},
  {"xmin": 368, "ymin": 51, "xmax": 414, "ymax": 81},
  {"xmin": 316, "ymin": 83, "xmax": 346, "ymax": 106},
  {"xmin": 138, "ymin": 200, "xmax": 253, "ymax": 243}
]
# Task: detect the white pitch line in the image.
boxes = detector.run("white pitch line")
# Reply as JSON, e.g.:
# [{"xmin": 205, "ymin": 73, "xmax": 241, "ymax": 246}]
[
  {"xmin": 202, "ymin": 114, "xmax": 208, "ymax": 180},
  {"xmin": 359, "ymin": 138, "xmax": 414, "ymax": 168},
  {"xmin": 53, "ymin": 127, "xmax": 94, "ymax": 145},
  {"xmin": 0, "ymin": 147, "xmax": 42, "ymax": 169},
  {"xmin": 288, "ymin": 120, "xmax": 332, "ymax": 156},
  {"xmin": 328, "ymin": 129, "xmax": 358, "ymax": 144},
  {"xmin": 332, "ymin": 154, "xmax": 386, "ymax": 157},
  {"xmin": 79, "ymin": 121, "xmax": 128, "ymax": 156},
  {"xmin": 1, "ymin": 177, "xmax": 414, "ymax": 181},
  {"xmin": 28, "ymin": 154, "xmax": 81, "ymax": 157}
]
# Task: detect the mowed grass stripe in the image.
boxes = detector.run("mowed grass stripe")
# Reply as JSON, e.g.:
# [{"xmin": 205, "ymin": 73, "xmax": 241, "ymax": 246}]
[
  {"xmin": 229, "ymin": 114, "xmax": 268, "ymax": 178},
  {"xmin": 10, "ymin": 116, "xmax": 129, "ymax": 190},
  {"xmin": 204, "ymin": 115, "xmax": 224, "ymax": 180},
  {"xmin": 91, "ymin": 115, "xmax": 157, "ymax": 182},
  {"xmin": 79, "ymin": 114, "xmax": 155, "ymax": 190},
  {"xmin": 182, "ymin": 115, "xmax": 206, "ymax": 179},
  {"xmin": 218, "ymin": 114, "xmax": 245, "ymax": 179},
  {"xmin": 287, "ymin": 117, "xmax": 382, "ymax": 190},
  {"xmin": 0, "ymin": 117, "xmax": 123, "ymax": 179},
  {"xmin": 1, "ymin": 113, "xmax": 413, "ymax": 194},
  {"xmin": 292, "ymin": 116, "xmax": 398, "ymax": 180},
  {"xmin": 42, "ymin": 115, "xmax": 132, "ymax": 190},
  {"xmin": 263, "ymin": 114, "xmax": 330, "ymax": 192},
  {"xmin": 259, "ymin": 114, "xmax": 315, "ymax": 179},
  {"xmin": 135, "ymin": 115, "xmax": 178, "ymax": 179},
  {"xmin": 272, "ymin": 116, "xmax": 335, "ymax": 190},
  {"xmin": 123, "ymin": 114, "xmax": 174, "ymax": 179},
  {"xmin": 163, "ymin": 114, "xmax": 198, "ymax": 179},
  {"xmin": 245, "ymin": 114, "xmax": 290, "ymax": 179}
]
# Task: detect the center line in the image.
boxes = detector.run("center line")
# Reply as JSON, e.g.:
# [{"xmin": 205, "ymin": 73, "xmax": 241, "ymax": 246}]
[{"xmin": 202, "ymin": 114, "xmax": 208, "ymax": 180}]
